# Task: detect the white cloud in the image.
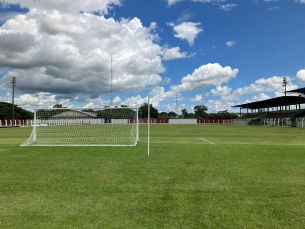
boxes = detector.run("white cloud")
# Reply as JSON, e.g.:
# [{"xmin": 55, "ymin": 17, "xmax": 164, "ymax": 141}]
[
  {"xmin": 226, "ymin": 41, "xmax": 236, "ymax": 47},
  {"xmin": 295, "ymin": 0, "xmax": 305, "ymax": 3},
  {"xmin": 166, "ymin": 0, "xmax": 226, "ymax": 6},
  {"xmin": 0, "ymin": 92, "xmax": 70, "ymax": 111},
  {"xmin": 264, "ymin": 0, "xmax": 279, "ymax": 2},
  {"xmin": 0, "ymin": 88, "xmax": 175, "ymax": 111},
  {"xmin": 0, "ymin": 92, "xmax": 11, "ymax": 103},
  {"xmin": 177, "ymin": 10, "xmax": 193, "ymax": 22},
  {"xmin": 0, "ymin": 11, "xmax": 165, "ymax": 97},
  {"xmin": 206, "ymin": 99, "xmax": 236, "ymax": 113},
  {"xmin": 161, "ymin": 77, "xmax": 172, "ymax": 85},
  {"xmin": 296, "ymin": 69, "xmax": 305, "ymax": 83},
  {"xmin": 268, "ymin": 7, "xmax": 281, "ymax": 10},
  {"xmin": 166, "ymin": 0, "xmax": 185, "ymax": 6},
  {"xmin": 171, "ymin": 63, "xmax": 239, "ymax": 92},
  {"xmin": 223, "ymin": 76, "xmax": 298, "ymax": 101},
  {"xmin": 162, "ymin": 47, "xmax": 188, "ymax": 60},
  {"xmin": 168, "ymin": 22, "xmax": 203, "ymax": 46},
  {"xmin": 244, "ymin": 93, "xmax": 271, "ymax": 103},
  {"xmin": 192, "ymin": 0, "xmax": 225, "ymax": 3},
  {"xmin": 219, "ymin": 4, "xmax": 238, "ymax": 11},
  {"xmin": 190, "ymin": 94, "xmax": 203, "ymax": 102},
  {"xmin": 208, "ymin": 85, "xmax": 232, "ymax": 97},
  {"xmin": 0, "ymin": 0, "xmax": 122, "ymax": 15},
  {"xmin": 149, "ymin": 86, "xmax": 177, "ymax": 105}
]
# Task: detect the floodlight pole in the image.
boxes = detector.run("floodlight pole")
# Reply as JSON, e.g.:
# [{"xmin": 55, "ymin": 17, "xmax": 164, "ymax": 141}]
[
  {"xmin": 110, "ymin": 57, "xmax": 113, "ymax": 107},
  {"xmin": 176, "ymin": 93, "xmax": 179, "ymax": 117},
  {"xmin": 283, "ymin": 77, "xmax": 287, "ymax": 110},
  {"xmin": 11, "ymin": 77, "xmax": 16, "ymax": 125},
  {"xmin": 148, "ymin": 96, "xmax": 150, "ymax": 156},
  {"xmin": 283, "ymin": 77, "xmax": 287, "ymax": 97}
]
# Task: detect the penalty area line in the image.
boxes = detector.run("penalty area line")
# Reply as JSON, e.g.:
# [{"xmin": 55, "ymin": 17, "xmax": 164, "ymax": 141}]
[{"xmin": 200, "ymin": 138, "xmax": 215, "ymax": 145}]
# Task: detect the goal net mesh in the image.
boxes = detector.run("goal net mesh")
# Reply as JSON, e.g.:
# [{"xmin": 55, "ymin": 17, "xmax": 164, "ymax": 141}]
[{"xmin": 21, "ymin": 108, "xmax": 138, "ymax": 146}]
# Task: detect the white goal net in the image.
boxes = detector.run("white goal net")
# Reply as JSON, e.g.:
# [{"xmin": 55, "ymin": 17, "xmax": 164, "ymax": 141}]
[{"xmin": 21, "ymin": 107, "xmax": 139, "ymax": 146}]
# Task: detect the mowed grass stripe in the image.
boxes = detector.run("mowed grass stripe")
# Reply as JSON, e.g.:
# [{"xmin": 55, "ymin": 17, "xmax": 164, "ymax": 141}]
[{"xmin": 0, "ymin": 124, "xmax": 304, "ymax": 228}]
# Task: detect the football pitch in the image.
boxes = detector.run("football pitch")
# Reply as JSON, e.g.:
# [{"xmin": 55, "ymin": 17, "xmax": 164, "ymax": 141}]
[{"xmin": 0, "ymin": 124, "xmax": 305, "ymax": 228}]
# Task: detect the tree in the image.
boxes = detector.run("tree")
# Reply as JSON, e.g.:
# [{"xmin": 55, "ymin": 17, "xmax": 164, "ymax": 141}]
[
  {"xmin": 0, "ymin": 102, "xmax": 33, "ymax": 119},
  {"xmin": 207, "ymin": 110, "xmax": 239, "ymax": 119},
  {"xmin": 159, "ymin": 112, "xmax": 168, "ymax": 118},
  {"xmin": 194, "ymin": 105, "xmax": 208, "ymax": 119},
  {"xmin": 168, "ymin": 111, "xmax": 177, "ymax": 118},
  {"xmin": 84, "ymin": 109, "xmax": 94, "ymax": 112},
  {"xmin": 216, "ymin": 110, "xmax": 238, "ymax": 119},
  {"xmin": 97, "ymin": 108, "xmax": 136, "ymax": 119},
  {"xmin": 53, "ymin": 104, "xmax": 63, "ymax": 108},
  {"xmin": 188, "ymin": 112, "xmax": 195, "ymax": 118},
  {"xmin": 139, "ymin": 103, "xmax": 159, "ymax": 119},
  {"xmin": 181, "ymin": 109, "xmax": 189, "ymax": 118}
]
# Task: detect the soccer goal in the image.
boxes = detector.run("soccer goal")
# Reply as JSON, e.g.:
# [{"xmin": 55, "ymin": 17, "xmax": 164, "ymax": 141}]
[{"xmin": 21, "ymin": 107, "xmax": 139, "ymax": 146}]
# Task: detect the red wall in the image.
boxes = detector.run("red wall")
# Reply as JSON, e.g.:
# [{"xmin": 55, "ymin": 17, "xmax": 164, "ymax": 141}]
[{"xmin": 1, "ymin": 119, "xmax": 25, "ymax": 125}]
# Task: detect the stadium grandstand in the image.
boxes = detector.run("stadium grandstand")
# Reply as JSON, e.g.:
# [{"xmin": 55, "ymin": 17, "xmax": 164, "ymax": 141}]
[{"xmin": 233, "ymin": 87, "xmax": 305, "ymax": 126}]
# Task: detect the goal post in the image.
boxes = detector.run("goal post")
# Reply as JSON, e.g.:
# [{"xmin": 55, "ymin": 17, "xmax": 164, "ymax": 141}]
[{"xmin": 21, "ymin": 107, "xmax": 139, "ymax": 146}]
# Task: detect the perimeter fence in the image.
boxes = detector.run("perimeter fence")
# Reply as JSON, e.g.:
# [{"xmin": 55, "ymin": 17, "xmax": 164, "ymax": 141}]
[{"xmin": 3, "ymin": 118, "xmax": 305, "ymax": 127}]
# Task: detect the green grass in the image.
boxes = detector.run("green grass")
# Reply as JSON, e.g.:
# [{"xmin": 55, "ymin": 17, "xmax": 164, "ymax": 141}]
[{"xmin": 1, "ymin": 125, "xmax": 305, "ymax": 228}]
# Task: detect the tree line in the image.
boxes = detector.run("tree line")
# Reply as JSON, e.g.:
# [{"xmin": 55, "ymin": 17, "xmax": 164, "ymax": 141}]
[
  {"xmin": 138, "ymin": 104, "xmax": 238, "ymax": 119},
  {"xmin": 0, "ymin": 102, "xmax": 34, "ymax": 119}
]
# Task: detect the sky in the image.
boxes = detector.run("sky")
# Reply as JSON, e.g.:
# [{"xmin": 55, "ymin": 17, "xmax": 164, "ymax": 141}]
[{"xmin": 0, "ymin": 0, "xmax": 305, "ymax": 114}]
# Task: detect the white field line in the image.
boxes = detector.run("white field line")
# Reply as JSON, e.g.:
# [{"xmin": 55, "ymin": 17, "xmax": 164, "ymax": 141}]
[
  {"xmin": 139, "ymin": 141, "xmax": 305, "ymax": 146},
  {"xmin": 201, "ymin": 138, "xmax": 215, "ymax": 144}
]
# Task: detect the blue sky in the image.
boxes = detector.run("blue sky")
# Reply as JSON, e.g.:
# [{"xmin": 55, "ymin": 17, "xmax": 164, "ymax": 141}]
[{"xmin": 0, "ymin": 0, "xmax": 305, "ymax": 113}]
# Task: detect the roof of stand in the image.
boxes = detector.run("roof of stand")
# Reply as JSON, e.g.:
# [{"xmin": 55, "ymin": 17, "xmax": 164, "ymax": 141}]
[
  {"xmin": 286, "ymin": 87, "xmax": 305, "ymax": 95},
  {"xmin": 233, "ymin": 96, "xmax": 305, "ymax": 109}
]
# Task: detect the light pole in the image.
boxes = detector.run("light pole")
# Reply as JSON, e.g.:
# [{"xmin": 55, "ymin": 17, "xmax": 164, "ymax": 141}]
[
  {"xmin": 283, "ymin": 77, "xmax": 287, "ymax": 110},
  {"xmin": 283, "ymin": 77, "xmax": 287, "ymax": 96},
  {"xmin": 176, "ymin": 93, "xmax": 179, "ymax": 118},
  {"xmin": 11, "ymin": 77, "xmax": 16, "ymax": 124}
]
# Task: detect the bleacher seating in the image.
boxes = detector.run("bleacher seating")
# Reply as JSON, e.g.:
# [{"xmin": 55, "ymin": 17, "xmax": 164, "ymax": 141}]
[
  {"xmin": 243, "ymin": 114, "xmax": 258, "ymax": 118},
  {"xmin": 262, "ymin": 113, "xmax": 296, "ymax": 119},
  {"xmin": 293, "ymin": 110, "xmax": 305, "ymax": 118}
]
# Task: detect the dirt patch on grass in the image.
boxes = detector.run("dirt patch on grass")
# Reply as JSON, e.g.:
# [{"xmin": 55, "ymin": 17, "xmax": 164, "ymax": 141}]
[{"xmin": 0, "ymin": 149, "xmax": 7, "ymax": 152}]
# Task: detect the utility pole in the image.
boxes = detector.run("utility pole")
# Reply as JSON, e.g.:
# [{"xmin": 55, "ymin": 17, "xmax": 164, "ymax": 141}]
[{"xmin": 11, "ymin": 77, "xmax": 16, "ymax": 124}]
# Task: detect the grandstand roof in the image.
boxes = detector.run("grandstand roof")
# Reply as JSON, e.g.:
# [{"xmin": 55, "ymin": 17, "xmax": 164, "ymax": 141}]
[
  {"xmin": 233, "ymin": 96, "xmax": 305, "ymax": 109},
  {"xmin": 286, "ymin": 87, "xmax": 305, "ymax": 95}
]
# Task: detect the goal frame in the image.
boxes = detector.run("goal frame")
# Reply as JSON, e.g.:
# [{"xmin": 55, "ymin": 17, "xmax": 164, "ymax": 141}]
[{"xmin": 23, "ymin": 107, "xmax": 139, "ymax": 147}]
